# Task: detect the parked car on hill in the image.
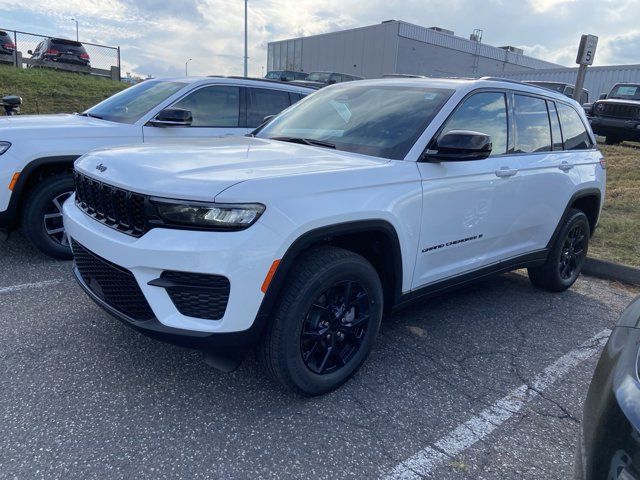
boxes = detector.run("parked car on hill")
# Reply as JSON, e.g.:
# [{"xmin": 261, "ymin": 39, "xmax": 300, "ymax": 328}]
[
  {"xmin": 27, "ymin": 38, "xmax": 91, "ymax": 69},
  {"xmin": 587, "ymin": 83, "xmax": 640, "ymax": 144},
  {"xmin": 0, "ymin": 77, "xmax": 313, "ymax": 259},
  {"xmin": 295, "ymin": 71, "xmax": 363, "ymax": 88},
  {"xmin": 265, "ymin": 70, "xmax": 308, "ymax": 82},
  {"xmin": 63, "ymin": 77, "xmax": 604, "ymax": 395},
  {"xmin": 0, "ymin": 31, "xmax": 16, "ymax": 63},
  {"xmin": 524, "ymin": 81, "xmax": 589, "ymax": 104}
]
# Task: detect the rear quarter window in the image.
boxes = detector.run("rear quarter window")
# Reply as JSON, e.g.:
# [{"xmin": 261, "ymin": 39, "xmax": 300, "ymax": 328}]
[{"xmin": 557, "ymin": 103, "xmax": 593, "ymax": 150}]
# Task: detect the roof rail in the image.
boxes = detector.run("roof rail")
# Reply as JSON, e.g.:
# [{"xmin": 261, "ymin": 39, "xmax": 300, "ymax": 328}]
[{"xmin": 479, "ymin": 76, "xmax": 527, "ymax": 85}]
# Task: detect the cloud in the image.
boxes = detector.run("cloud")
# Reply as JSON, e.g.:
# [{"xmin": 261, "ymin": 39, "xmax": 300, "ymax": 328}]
[{"xmin": 1, "ymin": 0, "xmax": 639, "ymax": 77}]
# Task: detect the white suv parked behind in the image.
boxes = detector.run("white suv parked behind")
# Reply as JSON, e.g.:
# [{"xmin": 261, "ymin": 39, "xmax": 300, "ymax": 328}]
[
  {"xmin": 0, "ymin": 77, "xmax": 312, "ymax": 258},
  {"xmin": 63, "ymin": 77, "xmax": 605, "ymax": 396}
]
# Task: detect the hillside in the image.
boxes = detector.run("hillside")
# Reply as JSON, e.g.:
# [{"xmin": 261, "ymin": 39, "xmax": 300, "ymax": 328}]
[{"xmin": 0, "ymin": 64, "xmax": 127, "ymax": 114}]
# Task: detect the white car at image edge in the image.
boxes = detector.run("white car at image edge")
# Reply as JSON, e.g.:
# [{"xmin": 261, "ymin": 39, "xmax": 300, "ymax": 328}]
[
  {"xmin": 62, "ymin": 77, "xmax": 605, "ymax": 396},
  {"xmin": 0, "ymin": 76, "xmax": 312, "ymax": 258}
]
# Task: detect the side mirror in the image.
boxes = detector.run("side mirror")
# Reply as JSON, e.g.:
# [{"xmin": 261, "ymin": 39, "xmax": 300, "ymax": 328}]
[
  {"xmin": 423, "ymin": 130, "xmax": 492, "ymax": 162},
  {"xmin": 599, "ymin": 93, "xmax": 607, "ymax": 100},
  {"xmin": 27, "ymin": 50, "xmax": 33, "ymax": 55},
  {"xmin": 149, "ymin": 108, "xmax": 192, "ymax": 127}
]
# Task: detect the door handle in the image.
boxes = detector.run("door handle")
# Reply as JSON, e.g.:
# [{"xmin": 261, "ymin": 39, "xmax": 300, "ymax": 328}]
[
  {"xmin": 558, "ymin": 161, "xmax": 574, "ymax": 171},
  {"xmin": 495, "ymin": 167, "xmax": 518, "ymax": 178}
]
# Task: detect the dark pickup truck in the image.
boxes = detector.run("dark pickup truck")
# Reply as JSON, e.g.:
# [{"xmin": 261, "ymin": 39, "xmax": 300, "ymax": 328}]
[{"xmin": 587, "ymin": 83, "xmax": 640, "ymax": 144}]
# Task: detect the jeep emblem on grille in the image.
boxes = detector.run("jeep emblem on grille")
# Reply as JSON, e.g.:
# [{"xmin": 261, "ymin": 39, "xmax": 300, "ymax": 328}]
[{"xmin": 95, "ymin": 163, "xmax": 107, "ymax": 173}]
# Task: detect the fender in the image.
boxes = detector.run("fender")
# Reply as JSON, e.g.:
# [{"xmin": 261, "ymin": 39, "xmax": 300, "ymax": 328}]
[
  {"xmin": 248, "ymin": 219, "xmax": 404, "ymax": 343},
  {"xmin": 0, "ymin": 155, "xmax": 80, "ymax": 229},
  {"xmin": 546, "ymin": 187, "xmax": 602, "ymax": 249}
]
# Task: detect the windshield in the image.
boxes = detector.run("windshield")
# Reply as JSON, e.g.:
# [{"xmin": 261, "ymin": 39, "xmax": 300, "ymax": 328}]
[
  {"xmin": 608, "ymin": 84, "xmax": 640, "ymax": 101},
  {"xmin": 307, "ymin": 72, "xmax": 331, "ymax": 83},
  {"xmin": 257, "ymin": 83, "xmax": 454, "ymax": 160},
  {"xmin": 84, "ymin": 80, "xmax": 187, "ymax": 124}
]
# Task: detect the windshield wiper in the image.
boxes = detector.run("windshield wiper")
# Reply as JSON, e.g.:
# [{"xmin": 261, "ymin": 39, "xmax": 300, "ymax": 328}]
[
  {"xmin": 79, "ymin": 112, "xmax": 103, "ymax": 119},
  {"xmin": 270, "ymin": 136, "xmax": 336, "ymax": 149}
]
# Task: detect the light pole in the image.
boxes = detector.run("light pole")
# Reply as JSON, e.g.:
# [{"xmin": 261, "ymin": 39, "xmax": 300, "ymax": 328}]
[
  {"xmin": 71, "ymin": 18, "xmax": 79, "ymax": 41},
  {"xmin": 185, "ymin": 58, "xmax": 192, "ymax": 77},
  {"xmin": 244, "ymin": 0, "xmax": 248, "ymax": 77}
]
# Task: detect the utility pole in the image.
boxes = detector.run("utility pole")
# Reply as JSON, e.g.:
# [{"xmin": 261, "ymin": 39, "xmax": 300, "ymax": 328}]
[
  {"xmin": 244, "ymin": 0, "xmax": 248, "ymax": 77},
  {"xmin": 573, "ymin": 34, "xmax": 598, "ymax": 102},
  {"xmin": 185, "ymin": 58, "xmax": 192, "ymax": 77},
  {"xmin": 71, "ymin": 18, "xmax": 79, "ymax": 41}
]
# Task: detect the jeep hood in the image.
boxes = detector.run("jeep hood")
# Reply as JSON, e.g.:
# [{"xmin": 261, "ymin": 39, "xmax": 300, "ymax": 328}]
[
  {"xmin": 74, "ymin": 136, "xmax": 389, "ymax": 201},
  {"xmin": 0, "ymin": 114, "xmax": 130, "ymax": 137}
]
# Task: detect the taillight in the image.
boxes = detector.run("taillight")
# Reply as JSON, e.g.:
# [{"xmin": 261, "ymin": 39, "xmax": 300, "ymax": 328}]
[
  {"xmin": 599, "ymin": 157, "xmax": 606, "ymax": 169},
  {"xmin": 5, "ymin": 43, "xmax": 15, "ymax": 50},
  {"xmin": 80, "ymin": 53, "xmax": 90, "ymax": 60},
  {"xmin": 45, "ymin": 49, "xmax": 60, "ymax": 55}
]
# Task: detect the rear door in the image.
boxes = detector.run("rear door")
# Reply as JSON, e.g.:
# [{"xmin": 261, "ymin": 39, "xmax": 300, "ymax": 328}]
[
  {"xmin": 143, "ymin": 84, "xmax": 250, "ymax": 141},
  {"xmin": 511, "ymin": 97, "xmax": 594, "ymax": 252},
  {"xmin": 246, "ymin": 87, "xmax": 293, "ymax": 129},
  {"xmin": 413, "ymin": 90, "xmax": 522, "ymax": 288}
]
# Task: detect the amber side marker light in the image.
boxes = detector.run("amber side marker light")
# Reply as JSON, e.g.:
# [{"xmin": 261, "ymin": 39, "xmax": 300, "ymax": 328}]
[
  {"xmin": 599, "ymin": 157, "xmax": 606, "ymax": 169},
  {"xmin": 261, "ymin": 259, "xmax": 281, "ymax": 293},
  {"xmin": 8, "ymin": 172, "xmax": 20, "ymax": 191}
]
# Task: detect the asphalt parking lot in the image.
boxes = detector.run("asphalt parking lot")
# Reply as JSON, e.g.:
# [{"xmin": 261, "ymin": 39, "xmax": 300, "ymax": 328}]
[{"xmin": 1, "ymin": 232, "xmax": 638, "ymax": 480}]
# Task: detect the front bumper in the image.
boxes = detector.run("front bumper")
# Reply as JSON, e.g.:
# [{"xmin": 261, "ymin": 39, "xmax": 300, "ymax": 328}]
[
  {"xmin": 63, "ymin": 195, "xmax": 283, "ymax": 338},
  {"xmin": 589, "ymin": 116, "xmax": 640, "ymax": 140}
]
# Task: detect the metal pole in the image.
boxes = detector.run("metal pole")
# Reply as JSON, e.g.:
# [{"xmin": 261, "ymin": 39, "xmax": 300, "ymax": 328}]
[
  {"xmin": 573, "ymin": 64, "xmax": 588, "ymax": 102},
  {"xmin": 72, "ymin": 19, "xmax": 79, "ymax": 41},
  {"xmin": 244, "ymin": 0, "xmax": 248, "ymax": 77},
  {"xmin": 185, "ymin": 58, "xmax": 192, "ymax": 77},
  {"xmin": 13, "ymin": 30, "xmax": 18, "ymax": 68}
]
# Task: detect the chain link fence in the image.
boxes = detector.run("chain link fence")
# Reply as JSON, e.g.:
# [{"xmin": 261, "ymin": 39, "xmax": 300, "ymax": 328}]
[{"xmin": 0, "ymin": 28, "xmax": 120, "ymax": 80}]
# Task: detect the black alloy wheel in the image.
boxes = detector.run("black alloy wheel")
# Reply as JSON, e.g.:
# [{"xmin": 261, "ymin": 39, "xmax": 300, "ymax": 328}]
[{"xmin": 301, "ymin": 280, "xmax": 371, "ymax": 375}]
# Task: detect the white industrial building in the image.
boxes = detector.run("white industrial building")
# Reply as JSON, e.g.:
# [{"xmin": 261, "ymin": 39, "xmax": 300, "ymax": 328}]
[{"xmin": 267, "ymin": 20, "xmax": 561, "ymax": 79}]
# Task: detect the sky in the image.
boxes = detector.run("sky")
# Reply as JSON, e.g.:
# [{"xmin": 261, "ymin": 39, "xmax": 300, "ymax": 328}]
[{"xmin": 1, "ymin": 0, "xmax": 639, "ymax": 78}]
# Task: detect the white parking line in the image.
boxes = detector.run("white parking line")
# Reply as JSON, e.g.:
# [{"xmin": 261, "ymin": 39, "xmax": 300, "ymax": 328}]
[
  {"xmin": 382, "ymin": 328, "xmax": 612, "ymax": 480},
  {"xmin": 0, "ymin": 279, "xmax": 63, "ymax": 294}
]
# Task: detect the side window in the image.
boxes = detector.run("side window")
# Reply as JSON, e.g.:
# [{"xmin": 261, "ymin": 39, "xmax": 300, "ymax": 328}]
[
  {"xmin": 557, "ymin": 103, "xmax": 592, "ymax": 150},
  {"xmin": 440, "ymin": 92, "xmax": 508, "ymax": 156},
  {"xmin": 564, "ymin": 86, "xmax": 574, "ymax": 97},
  {"xmin": 172, "ymin": 86, "xmax": 240, "ymax": 127},
  {"xmin": 330, "ymin": 74, "xmax": 343, "ymax": 84},
  {"xmin": 247, "ymin": 88, "xmax": 291, "ymax": 127},
  {"xmin": 547, "ymin": 101, "xmax": 563, "ymax": 150},
  {"xmin": 513, "ymin": 95, "xmax": 551, "ymax": 153}
]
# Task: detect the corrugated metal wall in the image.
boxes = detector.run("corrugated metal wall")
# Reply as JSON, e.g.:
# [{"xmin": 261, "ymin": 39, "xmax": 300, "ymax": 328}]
[
  {"xmin": 266, "ymin": 20, "xmax": 561, "ymax": 79},
  {"xmin": 496, "ymin": 65, "xmax": 640, "ymax": 102}
]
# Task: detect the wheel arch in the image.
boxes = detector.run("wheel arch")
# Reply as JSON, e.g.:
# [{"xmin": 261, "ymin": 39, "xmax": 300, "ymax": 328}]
[
  {"xmin": 251, "ymin": 219, "xmax": 404, "ymax": 341},
  {"xmin": 4, "ymin": 155, "xmax": 79, "ymax": 229},
  {"xmin": 547, "ymin": 188, "xmax": 602, "ymax": 249}
]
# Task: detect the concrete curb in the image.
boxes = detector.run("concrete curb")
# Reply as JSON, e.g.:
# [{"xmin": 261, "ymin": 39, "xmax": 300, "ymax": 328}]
[{"xmin": 583, "ymin": 257, "xmax": 640, "ymax": 286}]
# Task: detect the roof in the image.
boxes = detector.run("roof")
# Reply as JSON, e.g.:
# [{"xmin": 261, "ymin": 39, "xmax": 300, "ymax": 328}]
[
  {"xmin": 328, "ymin": 76, "xmax": 578, "ymax": 104},
  {"xmin": 149, "ymin": 76, "xmax": 316, "ymax": 92}
]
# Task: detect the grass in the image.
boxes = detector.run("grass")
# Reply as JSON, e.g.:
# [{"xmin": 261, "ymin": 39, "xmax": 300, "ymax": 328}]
[
  {"xmin": 0, "ymin": 64, "xmax": 127, "ymax": 114},
  {"xmin": 590, "ymin": 143, "xmax": 640, "ymax": 267}
]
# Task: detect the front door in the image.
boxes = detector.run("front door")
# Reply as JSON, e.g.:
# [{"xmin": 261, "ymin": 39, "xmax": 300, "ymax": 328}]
[
  {"xmin": 413, "ymin": 91, "xmax": 523, "ymax": 288},
  {"xmin": 143, "ymin": 85, "xmax": 251, "ymax": 141}
]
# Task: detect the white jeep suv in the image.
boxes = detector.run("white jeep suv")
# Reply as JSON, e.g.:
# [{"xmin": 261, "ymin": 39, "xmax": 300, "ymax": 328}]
[
  {"xmin": 0, "ymin": 77, "xmax": 312, "ymax": 258},
  {"xmin": 63, "ymin": 77, "xmax": 605, "ymax": 396}
]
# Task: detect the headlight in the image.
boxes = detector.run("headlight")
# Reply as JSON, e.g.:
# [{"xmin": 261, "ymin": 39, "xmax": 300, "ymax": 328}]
[
  {"xmin": 152, "ymin": 199, "xmax": 265, "ymax": 230},
  {"xmin": 594, "ymin": 102, "xmax": 606, "ymax": 114},
  {"xmin": 0, "ymin": 142, "xmax": 11, "ymax": 155}
]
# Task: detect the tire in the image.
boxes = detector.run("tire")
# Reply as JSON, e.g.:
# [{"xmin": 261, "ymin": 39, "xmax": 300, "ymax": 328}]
[
  {"xmin": 258, "ymin": 246, "xmax": 383, "ymax": 396},
  {"xmin": 528, "ymin": 208, "xmax": 590, "ymax": 292},
  {"xmin": 21, "ymin": 174, "xmax": 74, "ymax": 260},
  {"xmin": 605, "ymin": 136, "xmax": 621, "ymax": 145}
]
